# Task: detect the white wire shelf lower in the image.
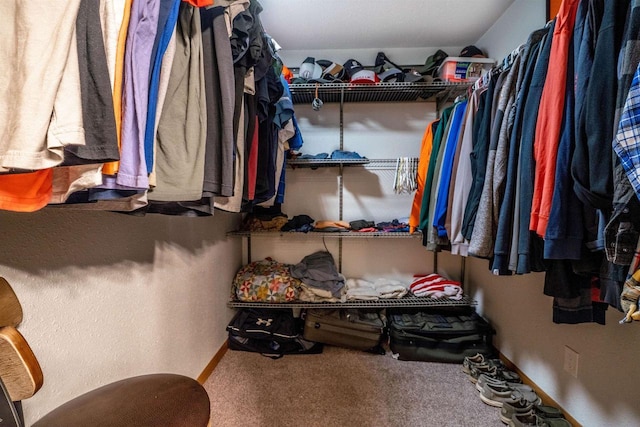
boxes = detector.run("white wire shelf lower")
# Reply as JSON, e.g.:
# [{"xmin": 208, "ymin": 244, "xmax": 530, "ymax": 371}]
[
  {"xmin": 227, "ymin": 295, "xmax": 475, "ymax": 309},
  {"xmin": 287, "ymin": 158, "xmax": 417, "ymax": 171},
  {"xmin": 287, "ymin": 158, "xmax": 371, "ymax": 167},
  {"xmin": 227, "ymin": 230, "xmax": 421, "ymax": 238}
]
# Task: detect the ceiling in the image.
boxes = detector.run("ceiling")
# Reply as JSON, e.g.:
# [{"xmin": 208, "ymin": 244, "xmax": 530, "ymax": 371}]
[{"xmin": 258, "ymin": 0, "xmax": 515, "ymax": 67}]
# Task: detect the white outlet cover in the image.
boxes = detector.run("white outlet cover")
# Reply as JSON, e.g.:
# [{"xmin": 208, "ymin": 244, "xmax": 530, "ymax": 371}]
[{"xmin": 564, "ymin": 346, "xmax": 579, "ymax": 378}]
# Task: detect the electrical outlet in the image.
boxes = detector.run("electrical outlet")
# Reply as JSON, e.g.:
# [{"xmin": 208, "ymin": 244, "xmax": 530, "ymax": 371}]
[{"xmin": 564, "ymin": 346, "xmax": 579, "ymax": 378}]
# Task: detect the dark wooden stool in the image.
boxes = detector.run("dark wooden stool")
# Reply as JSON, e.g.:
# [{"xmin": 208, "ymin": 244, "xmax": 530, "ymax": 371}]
[{"xmin": 0, "ymin": 277, "xmax": 211, "ymax": 427}]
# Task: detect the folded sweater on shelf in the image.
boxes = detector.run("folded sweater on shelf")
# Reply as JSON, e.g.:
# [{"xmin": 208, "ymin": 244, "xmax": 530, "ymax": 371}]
[{"xmin": 410, "ymin": 274, "xmax": 463, "ymax": 300}]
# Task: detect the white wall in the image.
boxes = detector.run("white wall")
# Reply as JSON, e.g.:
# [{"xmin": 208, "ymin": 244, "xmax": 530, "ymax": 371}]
[
  {"xmin": 466, "ymin": 259, "xmax": 640, "ymax": 427},
  {"xmin": 1, "ymin": 209, "xmax": 241, "ymax": 425},
  {"xmin": 475, "ymin": 0, "xmax": 547, "ymax": 61},
  {"xmin": 470, "ymin": 1, "xmax": 640, "ymax": 426}
]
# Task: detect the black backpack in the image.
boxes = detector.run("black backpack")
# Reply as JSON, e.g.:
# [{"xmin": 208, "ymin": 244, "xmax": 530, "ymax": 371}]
[{"xmin": 227, "ymin": 308, "xmax": 323, "ymax": 359}]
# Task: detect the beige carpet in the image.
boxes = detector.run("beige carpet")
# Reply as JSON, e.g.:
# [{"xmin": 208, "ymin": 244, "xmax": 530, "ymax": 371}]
[{"xmin": 204, "ymin": 345, "xmax": 504, "ymax": 427}]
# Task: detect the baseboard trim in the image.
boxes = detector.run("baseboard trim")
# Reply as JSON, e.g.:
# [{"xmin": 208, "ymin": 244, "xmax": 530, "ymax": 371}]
[
  {"xmin": 498, "ymin": 352, "xmax": 581, "ymax": 427},
  {"xmin": 197, "ymin": 340, "xmax": 228, "ymax": 384}
]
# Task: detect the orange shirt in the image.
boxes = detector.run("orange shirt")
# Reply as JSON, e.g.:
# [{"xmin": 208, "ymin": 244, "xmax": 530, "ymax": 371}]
[
  {"xmin": 282, "ymin": 65, "xmax": 294, "ymax": 83},
  {"xmin": 0, "ymin": 169, "xmax": 53, "ymax": 212},
  {"xmin": 103, "ymin": 0, "xmax": 133, "ymax": 176},
  {"xmin": 409, "ymin": 119, "xmax": 436, "ymax": 233}
]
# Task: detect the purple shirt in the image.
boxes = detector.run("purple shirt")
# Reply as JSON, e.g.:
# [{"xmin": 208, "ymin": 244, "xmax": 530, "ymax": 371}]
[{"xmin": 116, "ymin": 0, "xmax": 160, "ymax": 189}]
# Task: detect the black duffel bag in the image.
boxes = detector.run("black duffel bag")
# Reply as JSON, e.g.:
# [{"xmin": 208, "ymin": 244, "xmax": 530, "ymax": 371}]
[
  {"xmin": 388, "ymin": 308, "xmax": 495, "ymax": 363},
  {"xmin": 227, "ymin": 308, "xmax": 323, "ymax": 359}
]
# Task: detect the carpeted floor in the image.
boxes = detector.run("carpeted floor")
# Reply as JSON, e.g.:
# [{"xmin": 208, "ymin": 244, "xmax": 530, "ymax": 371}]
[{"xmin": 204, "ymin": 345, "xmax": 504, "ymax": 427}]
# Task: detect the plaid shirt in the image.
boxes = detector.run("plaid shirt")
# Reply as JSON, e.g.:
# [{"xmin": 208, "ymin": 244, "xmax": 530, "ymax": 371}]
[
  {"xmin": 620, "ymin": 237, "xmax": 640, "ymax": 319},
  {"xmin": 614, "ymin": 63, "xmax": 640, "ymax": 201}
]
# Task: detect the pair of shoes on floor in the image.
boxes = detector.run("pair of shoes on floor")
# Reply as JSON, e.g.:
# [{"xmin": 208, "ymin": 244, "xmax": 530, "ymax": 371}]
[
  {"xmin": 508, "ymin": 411, "xmax": 571, "ymax": 426},
  {"xmin": 479, "ymin": 381, "xmax": 541, "ymax": 408},
  {"xmin": 501, "ymin": 400, "xmax": 566, "ymax": 425},
  {"xmin": 467, "ymin": 362, "xmax": 521, "ymax": 385},
  {"xmin": 475, "ymin": 369, "xmax": 522, "ymax": 392},
  {"xmin": 462, "ymin": 353, "xmax": 505, "ymax": 376}
]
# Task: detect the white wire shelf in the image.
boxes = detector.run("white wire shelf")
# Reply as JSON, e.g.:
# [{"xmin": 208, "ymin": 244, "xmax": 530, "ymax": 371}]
[
  {"xmin": 287, "ymin": 158, "xmax": 370, "ymax": 167},
  {"xmin": 286, "ymin": 158, "xmax": 417, "ymax": 170},
  {"xmin": 227, "ymin": 295, "xmax": 475, "ymax": 309},
  {"xmin": 227, "ymin": 230, "xmax": 421, "ymax": 238},
  {"xmin": 289, "ymin": 81, "xmax": 470, "ymax": 104}
]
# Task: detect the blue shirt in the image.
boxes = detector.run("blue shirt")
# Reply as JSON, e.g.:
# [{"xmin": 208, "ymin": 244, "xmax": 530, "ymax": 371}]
[
  {"xmin": 432, "ymin": 100, "xmax": 467, "ymax": 239},
  {"xmin": 143, "ymin": 0, "xmax": 181, "ymax": 174}
]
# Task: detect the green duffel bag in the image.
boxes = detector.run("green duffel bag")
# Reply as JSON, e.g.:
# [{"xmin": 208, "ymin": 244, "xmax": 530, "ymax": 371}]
[{"xmin": 303, "ymin": 308, "xmax": 386, "ymax": 354}]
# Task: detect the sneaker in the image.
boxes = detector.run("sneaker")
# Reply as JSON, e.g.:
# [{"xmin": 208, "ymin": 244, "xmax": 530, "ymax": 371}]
[
  {"xmin": 509, "ymin": 413, "xmax": 571, "ymax": 427},
  {"xmin": 500, "ymin": 398, "xmax": 536, "ymax": 424},
  {"xmin": 468, "ymin": 363, "xmax": 519, "ymax": 384},
  {"xmin": 462, "ymin": 353, "xmax": 504, "ymax": 375},
  {"xmin": 479, "ymin": 382, "xmax": 541, "ymax": 408},
  {"xmin": 500, "ymin": 401, "xmax": 564, "ymax": 424},
  {"xmin": 475, "ymin": 370, "xmax": 522, "ymax": 392},
  {"xmin": 462, "ymin": 353, "xmax": 486, "ymax": 373}
]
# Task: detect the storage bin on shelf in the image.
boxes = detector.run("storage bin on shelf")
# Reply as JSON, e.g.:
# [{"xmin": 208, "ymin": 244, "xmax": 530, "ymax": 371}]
[{"xmin": 437, "ymin": 57, "xmax": 495, "ymax": 82}]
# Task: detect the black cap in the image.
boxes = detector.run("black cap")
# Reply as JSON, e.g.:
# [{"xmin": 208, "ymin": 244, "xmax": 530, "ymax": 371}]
[
  {"xmin": 460, "ymin": 45, "xmax": 486, "ymax": 58},
  {"xmin": 343, "ymin": 59, "xmax": 364, "ymax": 79}
]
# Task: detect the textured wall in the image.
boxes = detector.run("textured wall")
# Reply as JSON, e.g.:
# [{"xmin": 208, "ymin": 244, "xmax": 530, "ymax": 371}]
[{"xmin": 0, "ymin": 208, "xmax": 241, "ymax": 425}]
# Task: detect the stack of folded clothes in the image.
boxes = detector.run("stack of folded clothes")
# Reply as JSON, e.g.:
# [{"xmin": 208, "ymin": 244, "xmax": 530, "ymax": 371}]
[
  {"xmin": 240, "ymin": 206, "xmax": 289, "ymax": 231},
  {"xmin": 376, "ymin": 218, "xmax": 410, "ymax": 232},
  {"xmin": 349, "ymin": 219, "xmax": 376, "ymax": 232},
  {"xmin": 343, "ymin": 278, "xmax": 408, "ymax": 301},
  {"xmin": 313, "ymin": 220, "xmax": 351, "ymax": 232},
  {"xmin": 409, "ymin": 273, "xmax": 463, "ymax": 300},
  {"xmin": 281, "ymin": 214, "xmax": 315, "ymax": 232},
  {"xmin": 291, "ymin": 251, "xmax": 345, "ymax": 302}
]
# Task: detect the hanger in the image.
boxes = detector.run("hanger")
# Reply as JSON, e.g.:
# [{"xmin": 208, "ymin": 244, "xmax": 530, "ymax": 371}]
[
  {"xmin": 501, "ymin": 44, "xmax": 523, "ymax": 72},
  {"xmin": 454, "ymin": 94, "xmax": 466, "ymax": 103},
  {"xmin": 472, "ymin": 66, "xmax": 494, "ymax": 92}
]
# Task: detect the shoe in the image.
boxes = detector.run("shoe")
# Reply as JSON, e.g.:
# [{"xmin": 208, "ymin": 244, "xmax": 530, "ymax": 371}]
[
  {"xmin": 500, "ymin": 402, "xmax": 564, "ymax": 425},
  {"xmin": 479, "ymin": 382, "xmax": 541, "ymax": 408},
  {"xmin": 462, "ymin": 353, "xmax": 486, "ymax": 373},
  {"xmin": 467, "ymin": 363, "xmax": 519, "ymax": 384},
  {"xmin": 475, "ymin": 370, "xmax": 522, "ymax": 392},
  {"xmin": 500, "ymin": 398, "xmax": 536, "ymax": 424},
  {"xmin": 462, "ymin": 353, "xmax": 504, "ymax": 375},
  {"xmin": 509, "ymin": 413, "xmax": 571, "ymax": 427}
]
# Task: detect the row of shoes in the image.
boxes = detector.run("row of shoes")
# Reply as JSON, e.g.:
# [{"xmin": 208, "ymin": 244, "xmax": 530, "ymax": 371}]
[{"xmin": 462, "ymin": 353, "xmax": 572, "ymax": 426}]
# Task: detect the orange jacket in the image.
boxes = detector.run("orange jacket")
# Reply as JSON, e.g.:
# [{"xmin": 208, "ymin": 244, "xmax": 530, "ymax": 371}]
[{"xmin": 530, "ymin": 0, "xmax": 580, "ymax": 237}]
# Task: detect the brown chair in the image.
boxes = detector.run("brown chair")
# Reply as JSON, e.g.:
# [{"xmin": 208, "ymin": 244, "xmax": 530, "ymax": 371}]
[{"xmin": 0, "ymin": 277, "xmax": 211, "ymax": 427}]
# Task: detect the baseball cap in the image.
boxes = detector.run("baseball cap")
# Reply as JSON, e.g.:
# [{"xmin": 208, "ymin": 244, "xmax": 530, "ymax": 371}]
[
  {"xmin": 416, "ymin": 49, "xmax": 449, "ymax": 76},
  {"xmin": 460, "ymin": 45, "xmax": 486, "ymax": 58},
  {"xmin": 374, "ymin": 52, "xmax": 425, "ymax": 83},
  {"xmin": 378, "ymin": 67, "xmax": 405, "ymax": 82},
  {"xmin": 316, "ymin": 59, "xmax": 347, "ymax": 82},
  {"xmin": 343, "ymin": 58, "xmax": 379, "ymax": 84},
  {"xmin": 299, "ymin": 57, "xmax": 323, "ymax": 79},
  {"xmin": 295, "ymin": 57, "xmax": 332, "ymax": 83}
]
